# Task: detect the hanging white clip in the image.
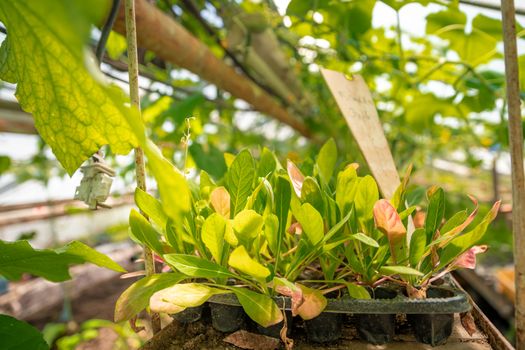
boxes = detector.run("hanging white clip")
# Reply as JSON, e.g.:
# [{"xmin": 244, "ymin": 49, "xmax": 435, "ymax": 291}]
[{"xmin": 74, "ymin": 152, "xmax": 116, "ymax": 209}]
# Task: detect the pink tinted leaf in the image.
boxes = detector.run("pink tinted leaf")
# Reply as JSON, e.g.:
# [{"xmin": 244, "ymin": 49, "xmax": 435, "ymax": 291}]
[
  {"xmin": 373, "ymin": 199, "xmax": 406, "ymax": 243},
  {"xmin": 452, "ymin": 245, "xmax": 488, "ymax": 270},
  {"xmin": 287, "ymin": 160, "xmax": 305, "ymax": 197},
  {"xmin": 295, "ymin": 284, "xmax": 327, "ymax": 320},
  {"xmin": 275, "ymin": 285, "xmax": 304, "ymax": 316}
]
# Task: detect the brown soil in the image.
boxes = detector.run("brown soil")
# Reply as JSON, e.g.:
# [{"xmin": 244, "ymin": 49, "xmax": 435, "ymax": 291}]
[{"xmin": 141, "ymin": 313, "xmax": 492, "ymax": 350}]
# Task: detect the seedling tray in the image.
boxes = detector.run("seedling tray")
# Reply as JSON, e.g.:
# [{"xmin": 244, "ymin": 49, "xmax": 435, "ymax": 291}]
[{"xmin": 208, "ymin": 285, "xmax": 471, "ymax": 314}]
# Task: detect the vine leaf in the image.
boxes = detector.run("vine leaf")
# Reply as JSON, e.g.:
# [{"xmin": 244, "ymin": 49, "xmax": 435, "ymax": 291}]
[{"xmin": 0, "ymin": 0, "xmax": 143, "ymax": 174}]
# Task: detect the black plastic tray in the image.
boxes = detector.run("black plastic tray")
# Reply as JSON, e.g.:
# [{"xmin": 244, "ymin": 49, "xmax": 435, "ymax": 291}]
[{"xmin": 208, "ymin": 285, "xmax": 471, "ymax": 315}]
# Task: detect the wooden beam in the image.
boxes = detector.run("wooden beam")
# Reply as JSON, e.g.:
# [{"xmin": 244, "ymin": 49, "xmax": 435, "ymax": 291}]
[
  {"xmin": 501, "ymin": 1, "xmax": 525, "ymax": 348},
  {"xmin": 0, "ymin": 100, "xmax": 36, "ymax": 134},
  {"xmin": 112, "ymin": 0, "xmax": 312, "ymax": 139}
]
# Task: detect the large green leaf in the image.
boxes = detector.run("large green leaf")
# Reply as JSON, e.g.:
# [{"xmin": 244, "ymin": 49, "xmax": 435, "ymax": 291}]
[
  {"xmin": 227, "ymin": 150, "xmax": 256, "ymax": 216},
  {"xmin": 164, "ymin": 254, "xmax": 235, "ymax": 279},
  {"xmin": 0, "ymin": 314, "xmax": 48, "ymax": 350},
  {"xmin": 316, "ymin": 138, "xmax": 337, "ymax": 184},
  {"xmin": 0, "ymin": 240, "xmax": 125, "ymax": 282},
  {"xmin": 129, "ymin": 209, "xmax": 164, "ymax": 255},
  {"xmin": 228, "ymin": 246, "xmax": 270, "ymax": 279},
  {"xmin": 114, "ymin": 273, "xmax": 185, "ymax": 322},
  {"xmin": 231, "ymin": 287, "xmax": 283, "ymax": 327},
  {"xmin": 0, "ymin": 0, "xmax": 143, "ymax": 174},
  {"xmin": 201, "ymin": 213, "xmax": 227, "ymax": 264}
]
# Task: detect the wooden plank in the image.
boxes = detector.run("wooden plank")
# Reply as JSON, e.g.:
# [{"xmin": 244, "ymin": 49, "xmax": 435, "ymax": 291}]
[
  {"xmin": 501, "ymin": 1, "xmax": 525, "ymax": 348},
  {"xmin": 320, "ymin": 69, "xmax": 400, "ymax": 199}
]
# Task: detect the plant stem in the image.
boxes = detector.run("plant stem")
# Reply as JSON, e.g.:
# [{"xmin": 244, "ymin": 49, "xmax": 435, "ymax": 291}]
[{"xmin": 124, "ymin": 0, "xmax": 160, "ymax": 334}]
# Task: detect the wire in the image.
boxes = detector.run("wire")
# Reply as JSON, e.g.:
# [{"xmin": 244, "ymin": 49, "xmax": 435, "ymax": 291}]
[{"xmin": 95, "ymin": 0, "xmax": 121, "ymax": 63}]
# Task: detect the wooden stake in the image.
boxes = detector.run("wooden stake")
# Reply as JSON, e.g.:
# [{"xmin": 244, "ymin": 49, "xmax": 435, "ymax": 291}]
[
  {"xmin": 501, "ymin": 1, "xmax": 525, "ymax": 348},
  {"xmin": 124, "ymin": 0, "xmax": 160, "ymax": 334}
]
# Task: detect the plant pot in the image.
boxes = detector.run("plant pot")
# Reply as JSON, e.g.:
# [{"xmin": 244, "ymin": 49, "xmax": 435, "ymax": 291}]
[
  {"xmin": 172, "ymin": 304, "xmax": 205, "ymax": 323},
  {"xmin": 305, "ymin": 312, "xmax": 344, "ymax": 343},
  {"xmin": 355, "ymin": 287, "xmax": 397, "ymax": 344},
  {"xmin": 408, "ymin": 313, "xmax": 454, "ymax": 346},
  {"xmin": 210, "ymin": 302, "xmax": 246, "ymax": 332},
  {"xmin": 255, "ymin": 311, "xmax": 293, "ymax": 338},
  {"xmin": 408, "ymin": 288, "xmax": 455, "ymax": 346}
]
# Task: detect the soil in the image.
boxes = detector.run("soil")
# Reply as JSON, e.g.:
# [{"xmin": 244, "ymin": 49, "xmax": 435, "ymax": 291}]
[{"xmin": 141, "ymin": 313, "xmax": 492, "ymax": 350}]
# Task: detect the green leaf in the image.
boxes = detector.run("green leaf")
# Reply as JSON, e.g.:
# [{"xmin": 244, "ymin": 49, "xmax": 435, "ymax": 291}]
[
  {"xmin": 350, "ymin": 232, "xmax": 379, "ymax": 248},
  {"xmin": 164, "ymin": 254, "xmax": 235, "ymax": 279},
  {"xmin": 257, "ymin": 147, "xmax": 277, "ymax": 178},
  {"xmin": 438, "ymin": 201, "xmax": 500, "ymax": 269},
  {"xmin": 114, "ymin": 272, "xmax": 185, "ymax": 322},
  {"xmin": 201, "ymin": 213, "xmax": 227, "ymax": 264},
  {"xmin": 134, "ymin": 188, "xmax": 168, "ymax": 230},
  {"xmin": 0, "ymin": 240, "xmax": 125, "ymax": 282},
  {"xmin": 409, "ymin": 228, "xmax": 427, "ymax": 268},
  {"xmin": 129, "ymin": 209, "xmax": 164, "ymax": 255},
  {"xmin": 263, "ymin": 214, "xmax": 280, "ymax": 255},
  {"xmin": 105, "ymin": 31, "xmax": 127, "ymax": 60},
  {"xmin": 189, "ymin": 142, "xmax": 227, "ymax": 180},
  {"xmin": 336, "ymin": 166, "xmax": 358, "ymax": 215},
  {"xmin": 301, "ymin": 177, "xmax": 324, "ymax": 214},
  {"xmin": 144, "ymin": 140, "xmax": 191, "ymax": 222},
  {"xmin": 440, "ymin": 210, "xmax": 468, "ymax": 236},
  {"xmin": 150, "ymin": 283, "xmax": 227, "ymax": 313},
  {"xmin": 231, "ymin": 287, "xmax": 283, "ymax": 327},
  {"xmin": 426, "ymin": 9, "xmax": 466, "ymax": 36},
  {"xmin": 316, "ymin": 138, "xmax": 337, "ymax": 183},
  {"xmin": 228, "ymin": 246, "xmax": 270, "ymax": 279},
  {"xmin": 380, "ymin": 265, "xmax": 423, "ymax": 276},
  {"xmin": 355, "ymin": 175, "xmax": 379, "ymax": 223},
  {"xmin": 0, "ymin": 314, "xmax": 48, "ymax": 350},
  {"xmin": 294, "ymin": 203, "xmax": 324, "ymax": 245},
  {"xmin": 227, "ymin": 150, "xmax": 256, "ymax": 216},
  {"xmin": 0, "ymin": 0, "xmax": 142, "ymax": 174},
  {"xmin": 166, "ymin": 93, "xmax": 206, "ymax": 125},
  {"xmin": 346, "ymin": 283, "xmax": 371, "ymax": 299},
  {"xmin": 232, "ymin": 210, "xmax": 264, "ymax": 241},
  {"xmin": 425, "ymin": 187, "xmax": 445, "ymax": 243},
  {"xmin": 275, "ymin": 176, "xmax": 291, "ymax": 245}
]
